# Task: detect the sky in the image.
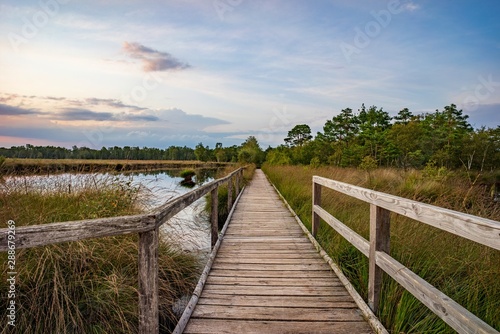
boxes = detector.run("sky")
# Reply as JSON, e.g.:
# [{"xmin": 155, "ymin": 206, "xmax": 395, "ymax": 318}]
[{"xmin": 1, "ymin": 0, "xmax": 499, "ymax": 150}]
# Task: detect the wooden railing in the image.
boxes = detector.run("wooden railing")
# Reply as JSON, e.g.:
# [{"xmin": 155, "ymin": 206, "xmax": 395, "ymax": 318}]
[
  {"xmin": 312, "ymin": 176, "xmax": 500, "ymax": 334},
  {"xmin": 0, "ymin": 167, "xmax": 245, "ymax": 334}
]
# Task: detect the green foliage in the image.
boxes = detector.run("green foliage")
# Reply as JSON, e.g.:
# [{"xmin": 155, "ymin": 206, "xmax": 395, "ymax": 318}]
[
  {"xmin": 359, "ymin": 155, "xmax": 378, "ymax": 171},
  {"xmin": 309, "ymin": 156, "xmax": 321, "ymax": 168},
  {"xmin": 180, "ymin": 169, "xmax": 196, "ymax": 178},
  {"xmin": 238, "ymin": 136, "xmax": 265, "ymax": 166},
  {"xmin": 285, "ymin": 124, "xmax": 313, "ymax": 147},
  {"xmin": 264, "ymin": 103, "xmax": 498, "ymax": 172},
  {"xmin": 266, "ymin": 149, "xmax": 292, "ymax": 166}
]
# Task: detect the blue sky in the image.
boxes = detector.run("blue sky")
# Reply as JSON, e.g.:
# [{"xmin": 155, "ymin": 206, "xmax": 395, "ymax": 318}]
[{"xmin": 1, "ymin": 0, "xmax": 499, "ymax": 149}]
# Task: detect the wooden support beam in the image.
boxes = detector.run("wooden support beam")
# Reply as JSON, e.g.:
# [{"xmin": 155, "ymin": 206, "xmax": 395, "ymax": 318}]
[
  {"xmin": 368, "ymin": 205, "xmax": 390, "ymax": 313},
  {"xmin": 227, "ymin": 177, "xmax": 233, "ymax": 213},
  {"xmin": 211, "ymin": 186, "xmax": 219, "ymax": 249},
  {"xmin": 312, "ymin": 181, "xmax": 321, "ymax": 237},
  {"xmin": 235, "ymin": 171, "xmax": 240, "ymax": 196},
  {"xmin": 138, "ymin": 227, "xmax": 159, "ymax": 334}
]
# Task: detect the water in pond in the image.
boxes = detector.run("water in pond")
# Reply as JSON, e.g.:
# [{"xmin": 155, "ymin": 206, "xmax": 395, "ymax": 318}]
[{"xmin": 1, "ymin": 169, "xmax": 220, "ymax": 255}]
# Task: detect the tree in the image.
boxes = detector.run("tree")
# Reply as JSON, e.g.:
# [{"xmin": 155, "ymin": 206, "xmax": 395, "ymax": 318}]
[
  {"xmin": 421, "ymin": 104, "xmax": 473, "ymax": 168},
  {"xmin": 394, "ymin": 108, "xmax": 413, "ymax": 124},
  {"xmin": 284, "ymin": 124, "xmax": 313, "ymax": 147},
  {"xmin": 322, "ymin": 108, "xmax": 359, "ymax": 144},
  {"xmin": 194, "ymin": 143, "xmax": 212, "ymax": 162},
  {"xmin": 358, "ymin": 104, "xmax": 392, "ymax": 162},
  {"xmin": 239, "ymin": 136, "xmax": 264, "ymax": 165}
]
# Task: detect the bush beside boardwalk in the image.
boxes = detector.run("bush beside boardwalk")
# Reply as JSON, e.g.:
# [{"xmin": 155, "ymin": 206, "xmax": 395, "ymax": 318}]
[
  {"xmin": 0, "ymin": 175, "xmax": 200, "ymax": 333},
  {"xmin": 263, "ymin": 164, "xmax": 500, "ymax": 333}
]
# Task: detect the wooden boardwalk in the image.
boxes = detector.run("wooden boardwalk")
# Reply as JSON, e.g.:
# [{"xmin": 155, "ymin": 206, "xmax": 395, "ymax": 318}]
[{"xmin": 183, "ymin": 170, "xmax": 374, "ymax": 334}]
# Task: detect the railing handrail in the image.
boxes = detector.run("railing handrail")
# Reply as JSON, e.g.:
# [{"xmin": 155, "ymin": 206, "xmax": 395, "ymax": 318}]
[
  {"xmin": 0, "ymin": 166, "xmax": 246, "ymax": 334},
  {"xmin": 312, "ymin": 175, "xmax": 500, "ymax": 334}
]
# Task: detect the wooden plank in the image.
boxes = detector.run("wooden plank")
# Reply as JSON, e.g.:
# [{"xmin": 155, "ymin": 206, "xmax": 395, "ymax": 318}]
[
  {"xmin": 210, "ymin": 186, "xmax": 218, "ymax": 248},
  {"xmin": 227, "ymin": 175, "xmax": 233, "ymax": 212},
  {"xmin": 172, "ymin": 176, "xmax": 246, "ymax": 334},
  {"xmin": 220, "ymin": 244, "xmax": 318, "ymax": 251},
  {"xmin": 191, "ymin": 305, "xmax": 365, "ymax": 322},
  {"xmin": 184, "ymin": 319, "xmax": 373, "ymax": 334},
  {"xmin": 206, "ymin": 276, "xmax": 343, "ymax": 287},
  {"xmin": 314, "ymin": 176, "xmax": 500, "ymax": 250},
  {"xmin": 215, "ymin": 251, "xmax": 320, "ymax": 258},
  {"xmin": 376, "ymin": 251, "xmax": 498, "ymax": 334},
  {"xmin": 138, "ymin": 227, "xmax": 159, "ymax": 334},
  {"xmin": 222, "ymin": 237, "xmax": 311, "ymax": 242},
  {"xmin": 213, "ymin": 257, "xmax": 329, "ymax": 265},
  {"xmin": 368, "ymin": 205, "xmax": 390, "ymax": 313},
  {"xmin": 276, "ymin": 174, "xmax": 389, "ymax": 334},
  {"xmin": 201, "ymin": 285, "xmax": 350, "ymax": 296},
  {"xmin": 197, "ymin": 295, "xmax": 357, "ymax": 308},
  {"xmin": 312, "ymin": 181, "xmax": 321, "ymax": 237},
  {"xmin": 314, "ymin": 205, "xmax": 370, "ymax": 256},
  {"xmin": 207, "ymin": 269, "xmax": 338, "ymax": 279},
  {"xmin": 182, "ymin": 169, "xmax": 377, "ymax": 334},
  {"xmin": 210, "ymin": 263, "xmax": 331, "ymax": 271},
  {"xmin": 0, "ymin": 214, "xmax": 155, "ymax": 251}
]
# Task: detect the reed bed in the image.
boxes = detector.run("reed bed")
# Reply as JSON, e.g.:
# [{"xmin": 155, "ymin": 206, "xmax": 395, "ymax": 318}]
[{"xmin": 0, "ymin": 174, "xmax": 200, "ymax": 333}]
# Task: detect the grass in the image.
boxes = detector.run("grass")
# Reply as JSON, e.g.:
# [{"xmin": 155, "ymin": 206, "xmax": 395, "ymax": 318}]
[
  {"xmin": 0, "ymin": 174, "xmax": 200, "ymax": 333},
  {"xmin": 262, "ymin": 164, "xmax": 500, "ymax": 333}
]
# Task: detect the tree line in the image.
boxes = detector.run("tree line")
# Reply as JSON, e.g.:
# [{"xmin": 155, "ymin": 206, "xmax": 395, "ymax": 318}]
[
  {"xmin": 0, "ymin": 137, "xmax": 266, "ymax": 165},
  {"xmin": 267, "ymin": 104, "xmax": 500, "ymax": 171},
  {"xmin": 2, "ymin": 104, "xmax": 498, "ymax": 171}
]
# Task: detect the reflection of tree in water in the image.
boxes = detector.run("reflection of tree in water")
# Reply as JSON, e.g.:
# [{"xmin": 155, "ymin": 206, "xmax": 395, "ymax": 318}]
[{"xmin": 126, "ymin": 168, "xmax": 219, "ymax": 186}]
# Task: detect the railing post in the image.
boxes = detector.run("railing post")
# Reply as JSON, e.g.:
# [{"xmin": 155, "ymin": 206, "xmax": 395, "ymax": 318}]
[
  {"xmin": 138, "ymin": 227, "xmax": 159, "ymax": 334},
  {"xmin": 312, "ymin": 180, "xmax": 321, "ymax": 237},
  {"xmin": 235, "ymin": 170, "xmax": 240, "ymax": 196},
  {"xmin": 368, "ymin": 204, "xmax": 390, "ymax": 314},
  {"xmin": 211, "ymin": 186, "xmax": 219, "ymax": 249},
  {"xmin": 227, "ymin": 175, "xmax": 233, "ymax": 213}
]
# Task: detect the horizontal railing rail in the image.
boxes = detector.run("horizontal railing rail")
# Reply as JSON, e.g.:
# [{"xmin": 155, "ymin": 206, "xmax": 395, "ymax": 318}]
[
  {"xmin": 312, "ymin": 175, "xmax": 500, "ymax": 334},
  {"xmin": 0, "ymin": 167, "xmax": 245, "ymax": 334}
]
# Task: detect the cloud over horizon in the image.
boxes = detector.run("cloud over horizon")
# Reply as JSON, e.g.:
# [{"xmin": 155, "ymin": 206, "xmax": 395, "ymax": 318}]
[{"xmin": 122, "ymin": 42, "xmax": 191, "ymax": 72}]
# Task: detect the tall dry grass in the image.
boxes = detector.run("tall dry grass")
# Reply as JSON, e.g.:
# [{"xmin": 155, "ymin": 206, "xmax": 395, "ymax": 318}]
[
  {"xmin": 0, "ymin": 174, "xmax": 200, "ymax": 333},
  {"xmin": 263, "ymin": 164, "xmax": 500, "ymax": 333}
]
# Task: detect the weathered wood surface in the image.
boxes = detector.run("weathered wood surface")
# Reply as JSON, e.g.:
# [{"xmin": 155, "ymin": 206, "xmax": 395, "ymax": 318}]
[
  {"xmin": 313, "ymin": 176, "xmax": 500, "ymax": 250},
  {"xmin": 313, "ymin": 176, "xmax": 499, "ymax": 334},
  {"xmin": 184, "ymin": 170, "xmax": 374, "ymax": 334},
  {"xmin": 138, "ymin": 227, "xmax": 159, "ymax": 334},
  {"xmin": 368, "ymin": 205, "xmax": 390, "ymax": 313}
]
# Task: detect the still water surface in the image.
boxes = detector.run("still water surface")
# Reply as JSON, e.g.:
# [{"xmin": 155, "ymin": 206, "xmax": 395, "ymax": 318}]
[{"xmin": 2, "ymin": 169, "xmax": 220, "ymax": 255}]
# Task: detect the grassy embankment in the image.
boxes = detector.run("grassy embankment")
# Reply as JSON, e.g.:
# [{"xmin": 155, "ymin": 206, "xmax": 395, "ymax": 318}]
[
  {"xmin": 263, "ymin": 164, "xmax": 499, "ymax": 333},
  {"xmin": 0, "ymin": 158, "xmax": 229, "ymax": 175},
  {"xmin": 0, "ymin": 174, "xmax": 200, "ymax": 333}
]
